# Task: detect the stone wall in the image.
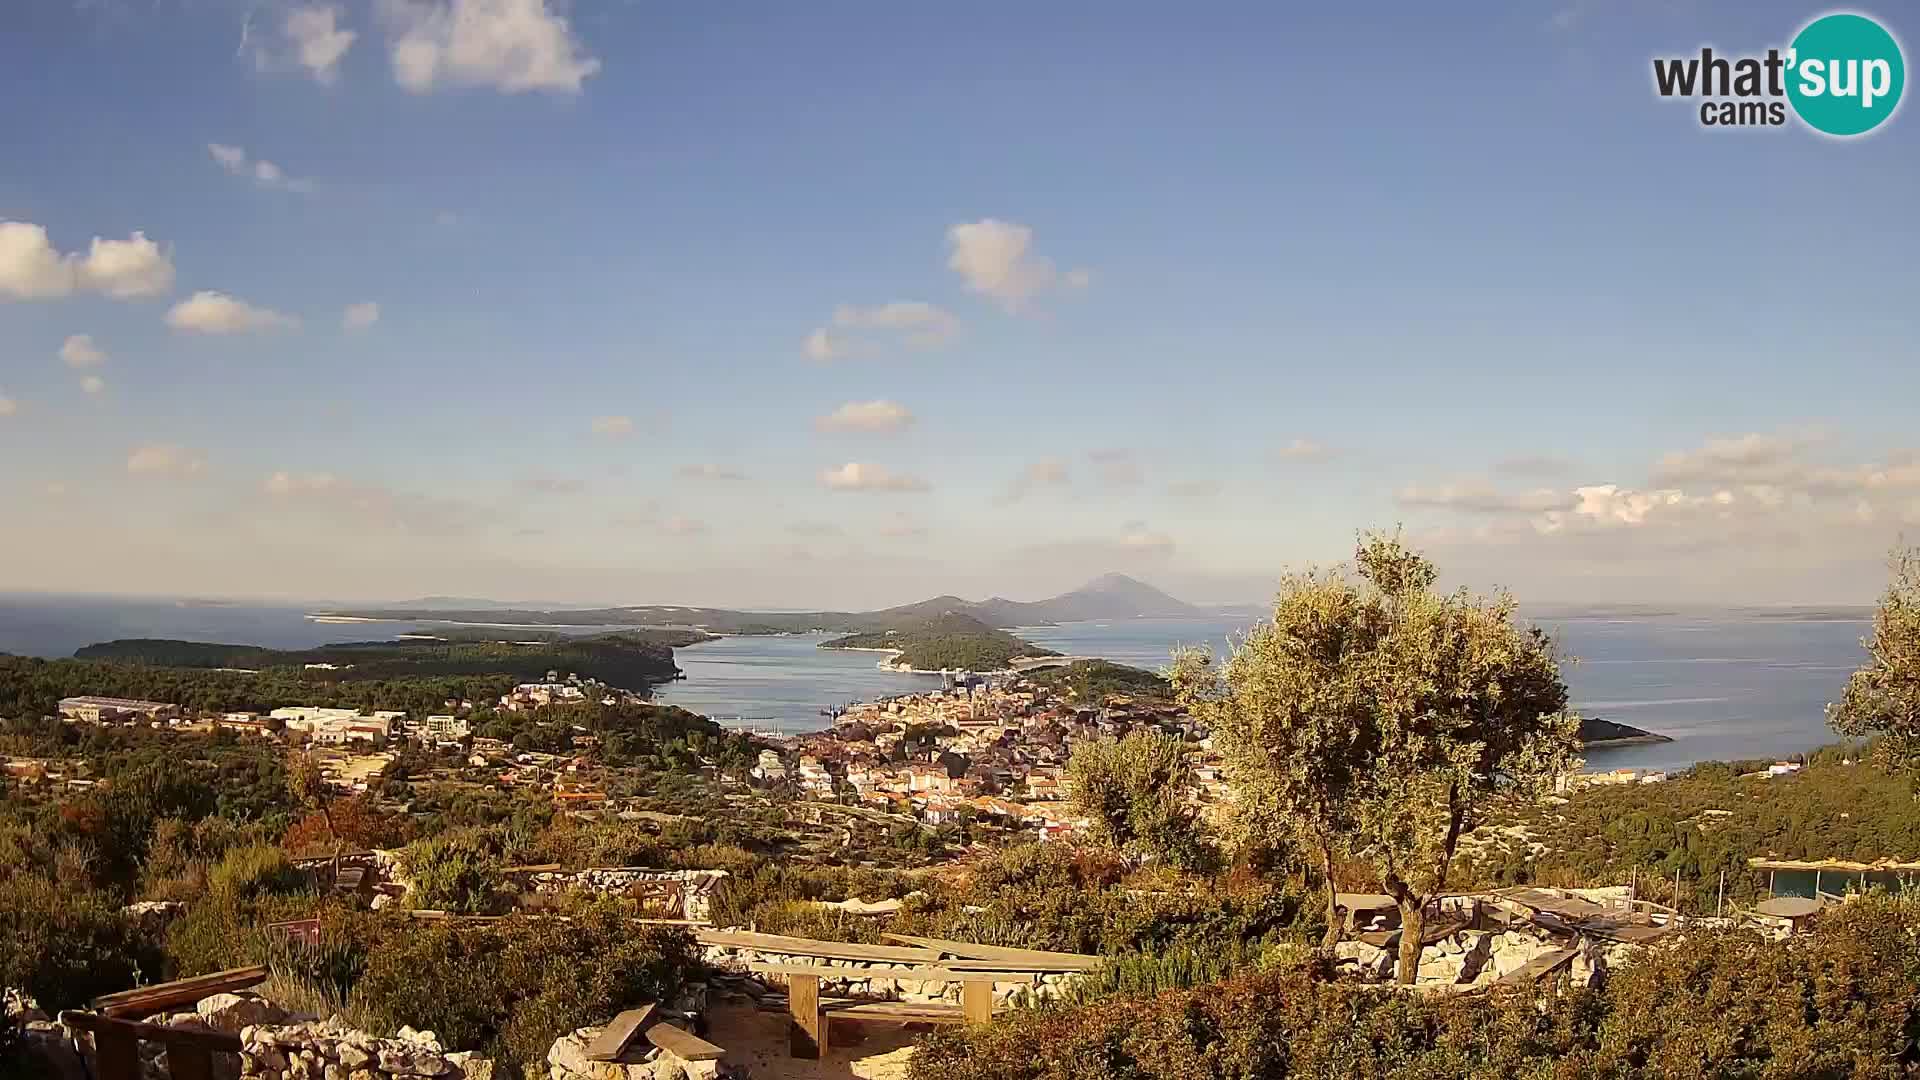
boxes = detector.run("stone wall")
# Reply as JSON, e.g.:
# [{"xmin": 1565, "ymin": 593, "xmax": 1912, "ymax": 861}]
[
  {"xmin": 520, "ymin": 868, "xmax": 730, "ymax": 923},
  {"xmin": 1334, "ymin": 927, "xmax": 1634, "ymax": 989},
  {"xmin": 701, "ymin": 943, "xmax": 1081, "ymax": 1007},
  {"xmin": 236, "ymin": 1021, "xmax": 494, "ymax": 1080}
]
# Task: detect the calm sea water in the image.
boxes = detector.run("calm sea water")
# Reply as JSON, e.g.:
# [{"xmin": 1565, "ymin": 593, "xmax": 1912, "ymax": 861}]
[{"xmin": 0, "ymin": 594, "xmax": 1870, "ymax": 771}]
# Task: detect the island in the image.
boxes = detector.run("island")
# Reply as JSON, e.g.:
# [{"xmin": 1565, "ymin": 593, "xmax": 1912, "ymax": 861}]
[
  {"xmin": 820, "ymin": 613, "xmax": 1057, "ymax": 672},
  {"xmin": 1577, "ymin": 716, "xmax": 1674, "ymax": 748}
]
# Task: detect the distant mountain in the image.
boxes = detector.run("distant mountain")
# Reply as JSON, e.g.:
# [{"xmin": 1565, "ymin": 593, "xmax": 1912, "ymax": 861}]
[{"xmin": 322, "ymin": 573, "xmax": 1207, "ymax": 633}]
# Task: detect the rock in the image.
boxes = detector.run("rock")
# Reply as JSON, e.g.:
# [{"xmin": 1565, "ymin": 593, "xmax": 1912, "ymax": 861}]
[
  {"xmin": 198, "ymin": 993, "xmax": 287, "ymax": 1033},
  {"xmin": 447, "ymin": 1051, "xmax": 497, "ymax": 1080},
  {"xmin": 379, "ymin": 1046, "xmax": 451, "ymax": 1076},
  {"xmin": 548, "ymin": 1029, "xmax": 598, "ymax": 1078},
  {"xmin": 336, "ymin": 1040, "xmax": 374, "ymax": 1069}
]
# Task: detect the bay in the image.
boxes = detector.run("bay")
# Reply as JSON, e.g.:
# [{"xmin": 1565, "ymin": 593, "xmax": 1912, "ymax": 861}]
[{"xmin": 0, "ymin": 594, "xmax": 1873, "ymax": 772}]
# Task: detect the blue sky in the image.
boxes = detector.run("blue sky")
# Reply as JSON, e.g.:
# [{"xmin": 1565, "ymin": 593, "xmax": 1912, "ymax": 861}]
[{"xmin": 2, "ymin": 0, "xmax": 1916, "ymax": 607}]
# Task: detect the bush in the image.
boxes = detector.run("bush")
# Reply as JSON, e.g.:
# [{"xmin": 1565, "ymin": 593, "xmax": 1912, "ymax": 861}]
[
  {"xmin": 912, "ymin": 895, "xmax": 1920, "ymax": 1080},
  {"xmin": 0, "ymin": 874, "xmax": 145, "ymax": 1010},
  {"xmin": 353, "ymin": 903, "xmax": 698, "ymax": 1066},
  {"xmin": 401, "ymin": 832, "xmax": 506, "ymax": 914}
]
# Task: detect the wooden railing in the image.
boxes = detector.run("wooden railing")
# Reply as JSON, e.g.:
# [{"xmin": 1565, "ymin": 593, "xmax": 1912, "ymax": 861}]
[{"xmin": 59, "ymin": 1011, "xmax": 243, "ymax": 1080}]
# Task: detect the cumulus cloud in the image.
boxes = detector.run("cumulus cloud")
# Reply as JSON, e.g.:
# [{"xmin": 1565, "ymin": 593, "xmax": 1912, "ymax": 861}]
[
  {"xmin": 661, "ymin": 515, "xmax": 707, "ymax": 536},
  {"xmin": 81, "ymin": 375, "xmax": 106, "ymax": 395},
  {"xmin": 1274, "ymin": 438, "xmax": 1334, "ymax": 463},
  {"xmin": 127, "ymin": 443, "xmax": 206, "ymax": 477},
  {"xmin": 342, "ymin": 301, "xmax": 380, "ymax": 331},
  {"xmin": 1650, "ymin": 431, "xmax": 1819, "ymax": 486},
  {"xmin": 589, "ymin": 414, "xmax": 635, "ymax": 438},
  {"xmin": 1119, "ymin": 527, "xmax": 1176, "ymax": 557},
  {"xmin": 166, "ymin": 291, "xmax": 299, "ymax": 334},
  {"xmin": 819, "ymin": 462, "xmax": 929, "ymax": 493},
  {"xmin": 60, "ymin": 334, "xmax": 106, "ymax": 368},
  {"xmin": 379, "ymin": 0, "xmax": 601, "ymax": 94},
  {"xmin": 879, "ymin": 512, "xmax": 927, "ymax": 540},
  {"xmin": 286, "ymin": 3, "xmax": 356, "ymax": 82},
  {"xmin": 0, "ymin": 222, "xmax": 175, "ymax": 300},
  {"xmin": 804, "ymin": 302, "xmax": 957, "ymax": 362},
  {"xmin": 816, "ymin": 399, "xmax": 915, "ymax": 434},
  {"xmin": 1089, "ymin": 448, "xmax": 1144, "ymax": 488},
  {"xmin": 946, "ymin": 219, "xmax": 1089, "ymax": 310},
  {"xmin": 264, "ymin": 469, "xmax": 481, "ymax": 533},
  {"xmin": 0, "ymin": 395, "xmax": 16, "ymax": 417},
  {"xmin": 1397, "ymin": 483, "xmax": 1576, "ymax": 514},
  {"xmin": 997, "ymin": 458, "xmax": 1071, "ymax": 504},
  {"xmin": 678, "ymin": 463, "xmax": 747, "ymax": 482},
  {"xmin": 207, "ymin": 143, "xmax": 315, "ymax": 193}
]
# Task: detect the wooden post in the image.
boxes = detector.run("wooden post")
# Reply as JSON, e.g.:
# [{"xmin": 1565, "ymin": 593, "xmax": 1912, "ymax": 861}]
[
  {"xmin": 961, "ymin": 980, "xmax": 994, "ymax": 1025},
  {"xmin": 787, "ymin": 973, "xmax": 825, "ymax": 1059},
  {"xmin": 1716, "ymin": 871, "xmax": 1726, "ymax": 918},
  {"xmin": 92, "ymin": 1027, "xmax": 141, "ymax": 1080}
]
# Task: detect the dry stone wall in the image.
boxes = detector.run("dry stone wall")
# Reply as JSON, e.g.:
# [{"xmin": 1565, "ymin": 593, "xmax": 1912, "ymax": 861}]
[{"xmin": 701, "ymin": 942, "xmax": 1081, "ymax": 1006}]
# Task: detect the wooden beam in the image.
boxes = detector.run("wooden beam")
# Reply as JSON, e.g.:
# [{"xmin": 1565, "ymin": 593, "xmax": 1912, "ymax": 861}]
[
  {"xmin": 643, "ymin": 1024, "xmax": 726, "ymax": 1063},
  {"xmin": 698, "ymin": 929, "xmax": 938, "ymax": 964},
  {"xmin": 747, "ymin": 963, "xmax": 1006, "ymax": 983},
  {"xmin": 92, "ymin": 1026, "xmax": 141, "ymax": 1080},
  {"xmin": 938, "ymin": 958, "xmax": 1102, "ymax": 974},
  {"xmin": 584, "ymin": 1004, "xmax": 656, "ymax": 1062},
  {"xmin": 166, "ymin": 1045, "xmax": 216, "ymax": 1080},
  {"xmin": 960, "ymin": 981, "xmax": 994, "ymax": 1025},
  {"xmin": 821, "ymin": 1001, "xmax": 967, "ymax": 1023},
  {"xmin": 89, "ymin": 967, "xmax": 270, "ymax": 1020},
  {"xmin": 787, "ymin": 973, "xmax": 824, "ymax": 1060},
  {"xmin": 880, "ymin": 934, "xmax": 1100, "ymax": 969},
  {"xmin": 58, "ymin": 1012, "xmax": 245, "ymax": 1055}
]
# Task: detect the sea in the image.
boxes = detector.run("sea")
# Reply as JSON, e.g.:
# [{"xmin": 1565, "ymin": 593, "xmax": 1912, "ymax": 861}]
[{"xmin": 0, "ymin": 593, "xmax": 1872, "ymax": 773}]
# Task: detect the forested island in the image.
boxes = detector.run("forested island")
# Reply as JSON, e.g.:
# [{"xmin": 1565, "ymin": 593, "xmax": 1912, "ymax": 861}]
[
  {"xmin": 1576, "ymin": 715, "xmax": 1673, "ymax": 747},
  {"xmin": 820, "ymin": 612, "xmax": 1056, "ymax": 671}
]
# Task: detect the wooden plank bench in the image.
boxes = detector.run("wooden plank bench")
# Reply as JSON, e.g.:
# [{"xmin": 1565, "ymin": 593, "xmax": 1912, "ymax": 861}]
[
  {"xmin": 585, "ymin": 1005, "xmax": 657, "ymax": 1061},
  {"xmin": 643, "ymin": 1023, "xmax": 726, "ymax": 1063},
  {"xmin": 748, "ymin": 963, "xmax": 999, "ymax": 1058},
  {"xmin": 1492, "ymin": 947, "xmax": 1578, "ymax": 987}
]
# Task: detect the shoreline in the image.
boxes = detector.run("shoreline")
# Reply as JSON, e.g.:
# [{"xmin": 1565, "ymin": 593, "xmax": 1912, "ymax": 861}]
[{"xmin": 1581, "ymin": 734, "xmax": 1677, "ymax": 749}]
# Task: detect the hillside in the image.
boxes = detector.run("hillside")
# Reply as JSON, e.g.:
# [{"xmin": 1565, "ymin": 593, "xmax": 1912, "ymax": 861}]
[
  {"xmin": 820, "ymin": 613, "xmax": 1057, "ymax": 671},
  {"xmin": 321, "ymin": 573, "xmax": 1206, "ymax": 634},
  {"xmin": 1576, "ymin": 716, "xmax": 1673, "ymax": 747},
  {"xmin": 71, "ymin": 629, "xmax": 705, "ymax": 691}
]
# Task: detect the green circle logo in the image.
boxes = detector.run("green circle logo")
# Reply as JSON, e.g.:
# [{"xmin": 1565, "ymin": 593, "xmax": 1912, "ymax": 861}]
[{"xmin": 1786, "ymin": 13, "xmax": 1905, "ymax": 136}]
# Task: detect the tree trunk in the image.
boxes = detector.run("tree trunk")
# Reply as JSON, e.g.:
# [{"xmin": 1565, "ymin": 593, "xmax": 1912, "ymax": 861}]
[
  {"xmin": 321, "ymin": 804, "xmax": 341, "ymax": 886},
  {"xmin": 1319, "ymin": 843, "xmax": 1342, "ymax": 952},
  {"xmin": 1396, "ymin": 897, "xmax": 1425, "ymax": 984}
]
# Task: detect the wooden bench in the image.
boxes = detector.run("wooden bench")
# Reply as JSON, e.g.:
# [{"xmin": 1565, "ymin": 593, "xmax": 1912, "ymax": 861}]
[
  {"xmin": 61, "ymin": 1011, "xmax": 243, "ymax": 1080},
  {"xmin": 585, "ymin": 1004, "xmax": 727, "ymax": 1067},
  {"xmin": 90, "ymin": 966, "xmax": 269, "ymax": 1020},
  {"xmin": 748, "ymin": 963, "xmax": 999, "ymax": 1058}
]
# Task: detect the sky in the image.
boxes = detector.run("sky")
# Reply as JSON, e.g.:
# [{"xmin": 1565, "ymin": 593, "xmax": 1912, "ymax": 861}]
[{"xmin": 1, "ymin": 0, "xmax": 1917, "ymax": 610}]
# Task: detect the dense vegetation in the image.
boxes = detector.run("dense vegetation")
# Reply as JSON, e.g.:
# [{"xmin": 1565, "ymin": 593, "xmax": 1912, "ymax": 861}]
[
  {"xmin": 0, "ymin": 654, "xmax": 520, "ymax": 718},
  {"xmin": 912, "ymin": 894, "xmax": 1920, "ymax": 1080},
  {"xmin": 821, "ymin": 612, "xmax": 1055, "ymax": 670},
  {"xmin": 72, "ymin": 630, "xmax": 694, "ymax": 690},
  {"xmin": 1026, "ymin": 659, "xmax": 1173, "ymax": 703}
]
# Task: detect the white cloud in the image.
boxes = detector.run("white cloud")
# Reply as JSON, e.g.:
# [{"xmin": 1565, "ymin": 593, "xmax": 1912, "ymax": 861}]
[
  {"xmin": 283, "ymin": 3, "xmax": 357, "ymax": 83},
  {"xmin": 1397, "ymin": 483, "xmax": 1575, "ymax": 514},
  {"xmin": 379, "ymin": 0, "xmax": 601, "ymax": 94},
  {"xmin": 127, "ymin": 443, "xmax": 206, "ymax": 477},
  {"xmin": 81, "ymin": 375, "xmax": 106, "ymax": 395},
  {"xmin": 1089, "ymin": 447, "xmax": 1144, "ymax": 488},
  {"xmin": 1167, "ymin": 479, "xmax": 1221, "ymax": 498},
  {"xmin": 998, "ymin": 458, "xmax": 1072, "ymax": 503},
  {"xmin": 264, "ymin": 469, "xmax": 481, "ymax": 534},
  {"xmin": 879, "ymin": 512, "xmax": 927, "ymax": 540},
  {"xmin": 816, "ymin": 399, "xmax": 915, "ymax": 434},
  {"xmin": 1118, "ymin": 528, "xmax": 1176, "ymax": 557},
  {"xmin": 60, "ymin": 334, "xmax": 106, "ymax": 368},
  {"xmin": 206, "ymin": 144, "xmax": 315, "ymax": 193},
  {"xmin": 678, "ymin": 463, "xmax": 747, "ymax": 482},
  {"xmin": 166, "ymin": 291, "xmax": 299, "ymax": 334},
  {"xmin": 0, "ymin": 222, "xmax": 175, "ymax": 300},
  {"xmin": 662, "ymin": 515, "xmax": 707, "ymax": 536},
  {"xmin": 343, "ymin": 301, "xmax": 380, "ymax": 331},
  {"xmin": 803, "ymin": 302, "xmax": 958, "ymax": 362},
  {"xmin": 1274, "ymin": 438, "xmax": 1334, "ymax": 463},
  {"xmin": 0, "ymin": 395, "xmax": 16, "ymax": 417},
  {"xmin": 946, "ymin": 219, "xmax": 1089, "ymax": 310},
  {"xmin": 819, "ymin": 462, "xmax": 929, "ymax": 493},
  {"xmin": 590, "ymin": 414, "xmax": 635, "ymax": 438},
  {"xmin": 1652, "ymin": 432, "xmax": 1813, "ymax": 484}
]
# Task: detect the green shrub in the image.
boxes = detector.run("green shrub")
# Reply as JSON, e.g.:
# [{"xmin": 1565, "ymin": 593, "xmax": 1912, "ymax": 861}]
[
  {"xmin": 401, "ymin": 832, "xmax": 506, "ymax": 914},
  {"xmin": 353, "ymin": 903, "xmax": 698, "ymax": 1066},
  {"xmin": 0, "ymin": 874, "xmax": 146, "ymax": 1010}
]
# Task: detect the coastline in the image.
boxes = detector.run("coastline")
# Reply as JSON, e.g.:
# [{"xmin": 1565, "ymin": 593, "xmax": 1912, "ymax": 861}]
[{"xmin": 1581, "ymin": 734, "xmax": 1676, "ymax": 749}]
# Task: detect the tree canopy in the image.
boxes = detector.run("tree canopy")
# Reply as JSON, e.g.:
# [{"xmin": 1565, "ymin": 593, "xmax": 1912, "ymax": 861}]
[{"xmin": 1829, "ymin": 546, "xmax": 1920, "ymax": 779}]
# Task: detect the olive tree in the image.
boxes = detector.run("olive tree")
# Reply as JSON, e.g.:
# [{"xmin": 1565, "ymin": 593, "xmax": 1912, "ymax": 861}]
[
  {"xmin": 1184, "ymin": 533, "xmax": 1579, "ymax": 981},
  {"xmin": 1830, "ymin": 546, "xmax": 1920, "ymax": 778},
  {"xmin": 1068, "ymin": 731, "xmax": 1211, "ymax": 868}
]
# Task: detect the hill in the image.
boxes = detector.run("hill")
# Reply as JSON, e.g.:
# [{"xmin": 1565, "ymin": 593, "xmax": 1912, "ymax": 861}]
[
  {"xmin": 1577, "ymin": 715, "xmax": 1673, "ymax": 747},
  {"xmin": 820, "ymin": 613, "xmax": 1057, "ymax": 671},
  {"xmin": 320, "ymin": 573, "xmax": 1205, "ymax": 634}
]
